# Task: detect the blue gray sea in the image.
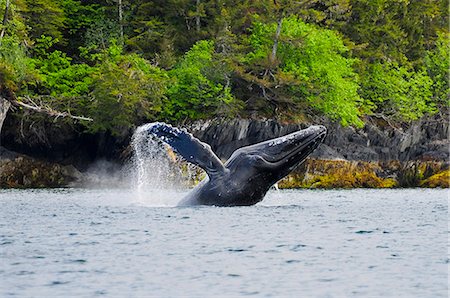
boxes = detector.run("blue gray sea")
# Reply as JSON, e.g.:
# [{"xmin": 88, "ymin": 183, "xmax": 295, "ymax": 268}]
[{"xmin": 0, "ymin": 188, "xmax": 448, "ymax": 297}]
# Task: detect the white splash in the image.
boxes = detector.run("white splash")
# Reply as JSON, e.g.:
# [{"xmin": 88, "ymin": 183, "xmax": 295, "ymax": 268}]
[{"xmin": 130, "ymin": 123, "xmax": 200, "ymax": 206}]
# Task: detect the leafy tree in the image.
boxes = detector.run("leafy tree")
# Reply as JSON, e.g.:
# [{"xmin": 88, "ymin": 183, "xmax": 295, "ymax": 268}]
[
  {"xmin": 88, "ymin": 43, "xmax": 169, "ymax": 135},
  {"xmin": 425, "ymin": 32, "xmax": 450, "ymax": 109},
  {"xmin": 398, "ymin": 0, "xmax": 449, "ymax": 64},
  {"xmin": 239, "ymin": 16, "xmax": 363, "ymax": 126},
  {"xmin": 303, "ymin": 0, "xmax": 352, "ymax": 28},
  {"xmin": 0, "ymin": 0, "xmax": 448, "ymax": 133},
  {"xmin": 163, "ymin": 40, "xmax": 241, "ymax": 121},
  {"xmin": 125, "ymin": 6, "xmax": 167, "ymax": 59},
  {"xmin": 359, "ymin": 62, "xmax": 435, "ymax": 121},
  {"xmin": 125, "ymin": 0, "xmax": 201, "ymax": 54},
  {"xmin": 31, "ymin": 36, "xmax": 95, "ymax": 97},
  {"xmin": 0, "ymin": 0, "xmax": 28, "ymax": 44},
  {"xmin": 125, "ymin": 0, "xmax": 249, "ymax": 56},
  {"xmin": 0, "ymin": 0, "xmax": 33, "ymax": 98},
  {"xmin": 84, "ymin": 17, "xmax": 121, "ymax": 52},
  {"xmin": 0, "ymin": 36, "xmax": 36, "ymax": 99},
  {"xmin": 343, "ymin": 0, "xmax": 410, "ymax": 64}
]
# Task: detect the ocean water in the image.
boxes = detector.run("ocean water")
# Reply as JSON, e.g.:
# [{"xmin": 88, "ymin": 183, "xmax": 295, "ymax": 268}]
[{"xmin": 0, "ymin": 188, "xmax": 448, "ymax": 297}]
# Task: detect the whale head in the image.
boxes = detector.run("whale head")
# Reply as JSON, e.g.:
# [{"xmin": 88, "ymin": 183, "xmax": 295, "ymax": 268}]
[{"xmin": 225, "ymin": 125, "xmax": 327, "ymax": 192}]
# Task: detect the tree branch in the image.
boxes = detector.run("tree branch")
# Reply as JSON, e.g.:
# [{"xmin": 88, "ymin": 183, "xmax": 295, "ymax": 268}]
[{"xmin": 8, "ymin": 96, "xmax": 93, "ymax": 122}]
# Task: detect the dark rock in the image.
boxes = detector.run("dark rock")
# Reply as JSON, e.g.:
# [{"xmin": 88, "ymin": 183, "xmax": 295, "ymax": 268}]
[
  {"xmin": 310, "ymin": 144, "xmax": 344, "ymax": 160},
  {"xmin": 1, "ymin": 112, "xmax": 131, "ymax": 170},
  {"xmin": 187, "ymin": 117, "xmax": 449, "ymax": 162},
  {"xmin": 0, "ymin": 155, "xmax": 84, "ymax": 188},
  {"xmin": 0, "ymin": 146, "xmax": 19, "ymax": 160}
]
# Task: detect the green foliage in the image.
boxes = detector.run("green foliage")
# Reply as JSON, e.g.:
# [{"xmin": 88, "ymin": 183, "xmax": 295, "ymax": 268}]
[
  {"xmin": 360, "ymin": 62, "xmax": 435, "ymax": 120},
  {"xmin": 243, "ymin": 17, "xmax": 363, "ymax": 126},
  {"xmin": 343, "ymin": 0, "xmax": 409, "ymax": 63},
  {"xmin": 0, "ymin": 0, "xmax": 448, "ymax": 133},
  {"xmin": 60, "ymin": 0, "xmax": 105, "ymax": 54},
  {"xmin": 0, "ymin": 37, "xmax": 37, "ymax": 96},
  {"xmin": 343, "ymin": 0, "xmax": 448, "ymax": 65},
  {"xmin": 88, "ymin": 43, "xmax": 169, "ymax": 135},
  {"xmin": 425, "ymin": 32, "xmax": 450, "ymax": 107},
  {"xmin": 125, "ymin": 3, "xmax": 167, "ymax": 57},
  {"xmin": 36, "ymin": 53, "xmax": 94, "ymax": 97},
  {"xmin": 0, "ymin": 1, "xmax": 34, "ymax": 97},
  {"xmin": 163, "ymin": 40, "xmax": 240, "ymax": 121},
  {"xmin": 0, "ymin": 0, "xmax": 28, "ymax": 42},
  {"xmin": 31, "ymin": 36, "xmax": 95, "ymax": 97},
  {"xmin": 23, "ymin": 0, "xmax": 66, "ymax": 43},
  {"xmin": 84, "ymin": 17, "xmax": 121, "ymax": 52},
  {"xmin": 302, "ymin": 0, "xmax": 352, "ymax": 28}
]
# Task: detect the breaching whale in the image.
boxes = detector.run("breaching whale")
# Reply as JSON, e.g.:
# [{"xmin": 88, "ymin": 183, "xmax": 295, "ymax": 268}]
[{"xmin": 146, "ymin": 122, "xmax": 327, "ymax": 206}]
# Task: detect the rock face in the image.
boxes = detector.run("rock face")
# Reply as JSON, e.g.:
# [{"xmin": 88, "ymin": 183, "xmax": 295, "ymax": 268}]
[
  {"xmin": 188, "ymin": 117, "xmax": 449, "ymax": 162},
  {"xmin": 0, "ymin": 115, "xmax": 448, "ymax": 188},
  {"xmin": 0, "ymin": 98, "xmax": 10, "ymax": 139},
  {"xmin": 187, "ymin": 118, "xmax": 449, "ymax": 188},
  {"xmin": 1, "ymin": 113, "xmax": 131, "ymax": 170},
  {"xmin": 0, "ymin": 147, "xmax": 83, "ymax": 188}
]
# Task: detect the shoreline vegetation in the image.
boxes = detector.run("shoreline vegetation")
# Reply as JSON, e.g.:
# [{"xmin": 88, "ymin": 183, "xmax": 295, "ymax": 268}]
[
  {"xmin": 0, "ymin": 1, "xmax": 448, "ymax": 189},
  {"xmin": 278, "ymin": 159, "xmax": 449, "ymax": 189}
]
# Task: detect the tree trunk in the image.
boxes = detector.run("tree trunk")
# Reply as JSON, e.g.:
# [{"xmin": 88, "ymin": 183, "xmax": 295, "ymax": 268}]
[
  {"xmin": 0, "ymin": 0, "xmax": 10, "ymax": 46},
  {"xmin": 0, "ymin": 97, "xmax": 11, "ymax": 143},
  {"xmin": 195, "ymin": 0, "xmax": 201, "ymax": 32},
  {"xmin": 270, "ymin": 17, "xmax": 283, "ymax": 64},
  {"xmin": 118, "ymin": 0, "xmax": 124, "ymax": 44}
]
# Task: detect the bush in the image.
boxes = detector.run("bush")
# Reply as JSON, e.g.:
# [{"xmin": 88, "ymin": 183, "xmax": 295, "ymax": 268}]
[
  {"xmin": 163, "ymin": 40, "xmax": 241, "ymax": 121},
  {"xmin": 360, "ymin": 62, "xmax": 435, "ymax": 121},
  {"xmin": 88, "ymin": 43, "xmax": 169, "ymax": 135}
]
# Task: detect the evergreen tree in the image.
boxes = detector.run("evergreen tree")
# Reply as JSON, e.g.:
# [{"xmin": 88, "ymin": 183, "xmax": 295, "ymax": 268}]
[{"xmin": 23, "ymin": 0, "xmax": 66, "ymax": 44}]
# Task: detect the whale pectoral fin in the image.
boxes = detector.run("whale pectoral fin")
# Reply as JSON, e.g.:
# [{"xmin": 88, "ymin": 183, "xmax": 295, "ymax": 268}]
[{"xmin": 147, "ymin": 122, "xmax": 226, "ymax": 178}]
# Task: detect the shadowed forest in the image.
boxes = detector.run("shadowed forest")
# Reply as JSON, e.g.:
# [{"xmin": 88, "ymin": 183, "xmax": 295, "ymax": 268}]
[{"xmin": 0, "ymin": 0, "xmax": 448, "ymax": 137}]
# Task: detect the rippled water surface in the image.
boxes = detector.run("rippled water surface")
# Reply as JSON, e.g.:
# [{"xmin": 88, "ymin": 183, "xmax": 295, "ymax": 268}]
[{"xmin": 0, "ymin": 188, "xmax": 448, "ymax": 297}]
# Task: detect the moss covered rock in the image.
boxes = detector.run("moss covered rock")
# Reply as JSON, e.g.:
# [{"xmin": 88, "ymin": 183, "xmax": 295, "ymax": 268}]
[
  {"xmin": 0, "ymin": 156, "xmax": 82, "ymax": 188},
  {"xmin": 278, "ymin": 159, "xmax": 448, "ymax": 189},
  {"xmin": 420, "ymin": 170, "xmax": 450, "ymax": 188},
  {"xmin": 279, "ymin": 159, "xmax": 398, "ymax": 189}
]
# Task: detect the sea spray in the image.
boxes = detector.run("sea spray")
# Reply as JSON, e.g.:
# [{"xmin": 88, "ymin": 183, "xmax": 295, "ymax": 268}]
[{"xmin": 131, "ymin": 123, "xmax": 202, "ymax": 206}]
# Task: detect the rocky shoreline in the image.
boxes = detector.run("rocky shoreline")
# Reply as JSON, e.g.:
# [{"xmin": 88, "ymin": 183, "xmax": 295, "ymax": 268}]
[
  {"xmin": 188, "ymin": 117, "xmax": 449, "ymax": 188},
  {"xmin": 278, "ymin": 159, "xmax": 448, "ymax": 188},
  {"xmin": 0, "ymin": 117, "xmax": 448, "ymax": 188}
]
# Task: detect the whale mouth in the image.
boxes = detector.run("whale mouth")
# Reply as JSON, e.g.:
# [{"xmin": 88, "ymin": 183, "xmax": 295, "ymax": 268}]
[{"xmin": 252, "ymin": 125, "xmax": 327, "ymax": 168}]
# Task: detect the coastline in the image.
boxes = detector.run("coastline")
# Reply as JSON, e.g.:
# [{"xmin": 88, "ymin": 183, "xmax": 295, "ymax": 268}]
[{"xmin": 1, "ymin": 117, "xmax": 448, "ymax": 189}]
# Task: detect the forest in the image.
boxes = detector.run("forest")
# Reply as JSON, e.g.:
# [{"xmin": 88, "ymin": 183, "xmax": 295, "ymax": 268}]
[{"xmin": 0, "ymin": 0, "xmax": 448, "ymax": 136}]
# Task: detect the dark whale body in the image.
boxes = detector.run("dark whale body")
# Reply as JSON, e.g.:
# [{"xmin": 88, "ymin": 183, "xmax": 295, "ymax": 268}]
[{"xmin": 147, "ymin": 123, "xmax": 326, "ymax": 206}]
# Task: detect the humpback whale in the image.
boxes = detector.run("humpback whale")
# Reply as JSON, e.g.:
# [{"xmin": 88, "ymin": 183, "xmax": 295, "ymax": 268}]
[{"xmin": 146, "ymin": 123, "xmax": 326, "ymax": 206}]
